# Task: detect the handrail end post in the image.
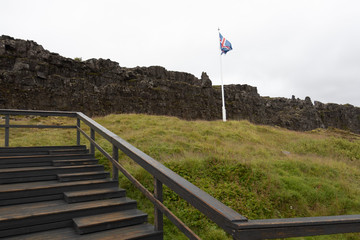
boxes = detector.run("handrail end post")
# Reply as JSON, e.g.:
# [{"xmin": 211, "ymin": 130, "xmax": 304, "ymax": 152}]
[
  {"xmin": 76, "ymin": 118, "xmax": 81, "ymax": 146},
  {"xmin": 90, "ymin": 128, "xmax": 95, "ymax": 155},
  {"xmin": 112, "ymin": 145, "xmax": 119, "ymax": 180},
  {"xmin": 154, "ymin": 177, "xmax": 164, "ymax": 233},
  {"xmin": 5, "ymin": 114, "xmax": 10, "ymax": 147}
]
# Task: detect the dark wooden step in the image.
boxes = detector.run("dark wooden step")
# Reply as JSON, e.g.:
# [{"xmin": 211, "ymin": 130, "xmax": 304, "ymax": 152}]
[
  {"xmin": 0, "ymin": 156, "xmax": 96, "ymax": 166},
  {"xmin": 0, "ymin": 193, "xmax": 64, "ymax": 207},
  {"xmin": 64, "ymin": 188, "xmax": 126, "ymax": 203},
  {"xmin": 2, "ymin": 220, "xmax": 73, "ymax": 239},
  {"xmin": 0, "ymin": 198, "xmax": 137, "ymax": 238},
  {"xmin": 0, "ymin": 150, "xmax": 89, "ymax": 156},
  {"xmin": 57, "ymin": 171, "xmax": 110, "ymax": 182},
  {"xmin": 0, "ymin": 157, "xmax": 97, "ymax": 170},
  {"xmin": 53, "ymin": 159, "xmax": 98, "ymax": 166},
  {"xmin": 1, "ymin": 175, "xmax": 60, "ymax": 184},
  {"xmin": 0, "ymin": 150, "xmax": 89, "ymax": 157},
  {"xmin": 0, "ymin": 161, "xmax": 54, "ymax": 169},
  {"xmin": 0, "ymin": 145, "xmax": 87, "ymax": 157},
  {"xmin": 0, "ymin": 155, "xmax": 97, "ymax": 169},
  {"xmin": 0, "ymin": 179, "xmax": 118, "ymax": 202},
  {"xmin": 48, "ymin": 149, "xmax": 89, "ymax": 155},
  {"xmin": 73, "ymin": 209, "xmax": 148, "ymax": 234},
  {"xmin": 0, "ymin": 153, "xmax": 95, "ymax": 163},
  {"xmin": 0, "ymin": 165, "xmax": 104, "ymax": 184},
  {"xmin": 6, "ymin": 223, "xmax": 163, "ymax": 239}
]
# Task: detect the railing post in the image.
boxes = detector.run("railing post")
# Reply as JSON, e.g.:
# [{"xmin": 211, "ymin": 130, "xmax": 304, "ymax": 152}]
[
  {"xmin": 112, "ymin": 145, "xmax": 119, "ymax": 180},
  {"xmin": 154, "ymin": 177, "xmax": 164, "ymax": 234},
  {"xmin": 90, "ymin": 128, "xmax": 95, "ymax": 155},
  {"xmin": 76, "ymin": 118, "xmax": 80, "ymax": 145},
  {"xmin": 5, "ymin": 115, "xmax": 9, "ymax": 147}
]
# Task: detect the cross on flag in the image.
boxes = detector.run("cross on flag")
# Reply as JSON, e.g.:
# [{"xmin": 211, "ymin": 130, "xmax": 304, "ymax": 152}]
[{"xmin": 219, "ymin": 33, "xmax": 233, "ymax": 55}]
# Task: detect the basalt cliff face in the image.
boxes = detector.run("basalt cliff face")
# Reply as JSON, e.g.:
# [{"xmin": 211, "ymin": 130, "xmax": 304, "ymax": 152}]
[{"xmin": 1, "ymin": 35, "xmax": 359, "ymax": 133}]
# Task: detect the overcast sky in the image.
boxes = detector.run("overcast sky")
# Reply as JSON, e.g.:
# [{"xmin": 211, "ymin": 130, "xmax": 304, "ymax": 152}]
[{"xmin": 1, "ymin": 0, "xmax": 360, "ymax": 106}]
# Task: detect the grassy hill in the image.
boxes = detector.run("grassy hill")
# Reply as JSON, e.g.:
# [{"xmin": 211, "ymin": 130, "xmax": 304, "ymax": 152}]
[{"xmin": 1, "ymin": 114, "xmax": 359, "ymax": 239}]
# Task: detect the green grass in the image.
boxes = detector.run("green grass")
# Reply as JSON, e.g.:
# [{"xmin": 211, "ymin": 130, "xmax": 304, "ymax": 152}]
[{"xmin": 1, "ymin": 114, "xmax": 359, "ymax": 239}]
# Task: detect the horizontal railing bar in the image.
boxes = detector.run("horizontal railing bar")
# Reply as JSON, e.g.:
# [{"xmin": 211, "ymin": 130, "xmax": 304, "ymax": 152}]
[
  {"xmin": 0, "ymin": 109, "xmax": 77, "ymax": 117},
  {"xmin": 77, "ymin": 112, "xmax": 248, "ymax": 236},
  {"xmin": 78, "ymin": 127, "xmax": 201, "ymax": 239},
  {"xmin": 234, "ymin": 215, "xmax": 360, "ymax": 240},
  {"xmin": 0, "ymin": 124, "xmax": 76, "ymax": 129}
]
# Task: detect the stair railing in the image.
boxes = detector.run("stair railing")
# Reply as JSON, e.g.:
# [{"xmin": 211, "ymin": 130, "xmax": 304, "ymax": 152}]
[
  {"xmin": 76, "ymin": 112, "xmax": 247, "ymax": 239},
  {"xmin": 0, "ymin": 109, "xmax": 77, "ymax": 147},
  {"xmin": 1, "ymin": 109, "xmax": 359, "ymax": 240}
]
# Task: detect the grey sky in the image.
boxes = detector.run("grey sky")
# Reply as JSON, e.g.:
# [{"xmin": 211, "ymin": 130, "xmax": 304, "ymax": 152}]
[{"xmin": 1, "ymin": 0, "xmax": 360, "ymax": 106}]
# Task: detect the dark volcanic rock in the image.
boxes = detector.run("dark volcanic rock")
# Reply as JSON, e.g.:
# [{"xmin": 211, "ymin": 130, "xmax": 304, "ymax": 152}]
[{"xmin": 0, "ymin": 35, "xmax": 359, "ymax": 133}]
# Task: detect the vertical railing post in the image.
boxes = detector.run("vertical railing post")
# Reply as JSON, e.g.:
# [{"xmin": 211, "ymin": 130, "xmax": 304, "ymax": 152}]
[
  {"xmin": 112, "ymin": 145, "xmax": 119, "ymax": 180},
  {"xmin": 76, "ymin": 118, "xmax": 80, "ymax": 146},
  {"xmin": 90, "ymin": 128, "xmax": 95, "ymax": 155},
  {"xmin": 5, "ymin": 115, "xmax": 9, "ymax": 147},
  {"xmin": 154, "ymin": 177, "xmax": 164, "ymax": 234}
]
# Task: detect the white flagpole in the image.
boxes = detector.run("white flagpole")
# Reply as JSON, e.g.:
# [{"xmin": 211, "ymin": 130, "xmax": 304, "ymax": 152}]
[
  {"xmin": 220, "ymin": 54, "xmax": 226, "ymax": 122},
  {"xmin": 218, "ymin": 28, "xmax": 226, "ymax": 122}
]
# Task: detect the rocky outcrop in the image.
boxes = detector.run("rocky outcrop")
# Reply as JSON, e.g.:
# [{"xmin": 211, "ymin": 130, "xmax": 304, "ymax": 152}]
[{"xmin": 1, "ymin": 35, "xmax": 359, "ymax": 133}]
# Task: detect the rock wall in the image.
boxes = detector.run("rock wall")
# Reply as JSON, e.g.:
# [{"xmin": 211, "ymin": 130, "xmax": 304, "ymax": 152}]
[{"xmin": 1, "ymin": 35, "xmax": 359, "ymax": 133}]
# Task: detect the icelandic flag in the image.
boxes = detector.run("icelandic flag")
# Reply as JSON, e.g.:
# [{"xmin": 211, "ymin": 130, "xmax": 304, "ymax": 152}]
[{"xmin": 219, "ymin": 33, "xmax": 233, "ymax": 55}]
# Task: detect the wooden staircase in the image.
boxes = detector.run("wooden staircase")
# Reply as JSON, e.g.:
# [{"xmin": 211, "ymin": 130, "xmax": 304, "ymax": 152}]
[{"xmin": 0, "ymin": 145, "xmax": 163, "ymax": 239}]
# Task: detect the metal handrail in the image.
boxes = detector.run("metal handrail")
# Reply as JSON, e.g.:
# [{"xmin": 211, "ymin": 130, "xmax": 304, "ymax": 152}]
[
  {"xmin": 77, "ymin": 126, "xmax": 201, "ymax": 239},
  {"xmin": 77, "ymin": 112, "xmax": 249, "ymax": 238},
  {"xmin": 234, "ymin": 214, "xmax": 360, "ymax": 239},
  {"xmin": 1, "ymin": 109, "xmax": 359, "ymax": 240}
]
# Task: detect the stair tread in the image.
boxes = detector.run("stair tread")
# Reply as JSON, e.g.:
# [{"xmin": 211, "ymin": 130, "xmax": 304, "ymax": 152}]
[
  {"xmin": 53, "ymin": 159, "xmax": 97, "ymax": 162},
  {"xmin": 0, "ymin": 145, "xmax": 87, "ymax": 152},
  {"xmin": 0, "ymin": 198, "xmax": 136, "ymax": 222},
  {"xmin": 0, "ymin": 151, "xmax": 88, "ymax": 157},
  {"xmin": 64, "ymin": 188, "xmax": 124, "ymax": 197},
  {"xmin": 0, "ymin": 164, "xmax": 101, "ymax": 175},
  {"xmin": 0, "ymin": 178, "xmax": 117, "ymax": 196},
  {"xmin": 52, "ymin": 160, "xmax": 98, "ymax": 166},
  {"xmin": 74, "ymin": 209, "xmax": 147, "ymax": 228},
  {"xmin": 6, "ymin": 224, "xmax": 162, "ymax": 240},
  {"xmin": 57, "ymin": 172, "xmax": 110, "ymax": 183},
  {"xmin": 53, "ymin": 160, "xmax": 98, "ymax": 166},
  {"xmin": 0, "ymin": 153, "xmax": 93, "ymax": 160},
  {"xmin": 0, "ymin": 165, "xmax": 105, "ymax": 184},
  {"xmin": 50, "ymin": 149, "xmax": 87, "ymax": 153},
  {"xmin": 58, "ymin": 171, "xmax": 108, "ymax": 177},
  {"xmin": 0, "ymin": 159, "xmax": 96, "ymax": 166}
]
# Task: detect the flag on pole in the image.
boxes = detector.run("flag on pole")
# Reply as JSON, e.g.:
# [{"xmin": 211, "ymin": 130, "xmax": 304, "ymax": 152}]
[{"xmin": 219, "ymin": 33, "xmax": 233, "ymax": 55}]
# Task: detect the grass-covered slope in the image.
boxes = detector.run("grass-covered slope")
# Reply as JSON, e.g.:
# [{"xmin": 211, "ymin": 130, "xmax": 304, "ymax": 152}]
[{"xmin": 1, "ymin": 114, "xmax": 359, "ymax": 239}]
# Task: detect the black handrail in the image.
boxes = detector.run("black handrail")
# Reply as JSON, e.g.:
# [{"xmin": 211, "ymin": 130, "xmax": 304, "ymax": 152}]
[
  {"xmin": 77, "ymin": 112, "xmax": 249, "ymax": 238},
  {"xmin": 77, "ymin": 126, "xmax": 201, "ymax": 239},
  {"xmin": 234, "ymin": 214, "xmax": 360, "ymax": 239},
  {"xmin": 1, "ymin": 109, "xmax": 359, "ymax": 240}
]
